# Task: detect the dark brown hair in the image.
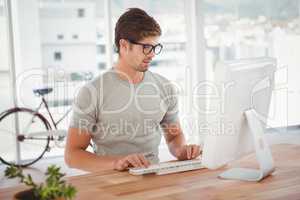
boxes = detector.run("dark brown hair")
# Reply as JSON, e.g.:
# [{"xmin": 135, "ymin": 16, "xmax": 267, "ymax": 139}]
[{"xmin": 114, "ymin": 8, "xmax": 162, "ymax": 53}]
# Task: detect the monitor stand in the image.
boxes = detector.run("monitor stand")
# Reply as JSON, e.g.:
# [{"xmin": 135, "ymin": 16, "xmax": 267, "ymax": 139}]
[{"xmin": 218, "ymin": 109, "xmax": 275, "ymax": 181}]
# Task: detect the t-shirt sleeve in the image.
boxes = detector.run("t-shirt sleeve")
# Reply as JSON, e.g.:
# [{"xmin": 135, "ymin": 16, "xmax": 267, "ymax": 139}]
[
  {"xmin": 69, "ymin": 83, "xmax": 98, "ymax": 134},
  {"xmin": 160, "ymin": 83, "xmax": 179, "ymax": 125}
]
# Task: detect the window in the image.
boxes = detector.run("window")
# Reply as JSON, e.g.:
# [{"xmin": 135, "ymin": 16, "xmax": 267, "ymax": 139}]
[
  {"xmin": 77, "ymin": 8, "xmax": 85, "ymax": 18},
  {"xmin": 2, "ymin": 0, "xmax": 103, "ymax": 160},
  {"xmin": 97, "ymin": 45, "xmax": 106, "ymax": 54},
  {"xmin": 54, "ymin": 52, "xmax": 62, "ymax": 61},
  {"xmin": 98, "ymin": 62, "xmax": 106, "ymax": 70},
  {"xmin": 163, "ymin": 42, "xmax": 186, "ymax": 51},
  {"xmin": 203, "ymin": 0, "xmax": 300, "ymax": 127},
  {"xmin": 96, "ymin": 32, "xmax": 103, "ymax": 39},
  {"xmin": 57, "ymin": 34, "xmax": 64, "ymax": 40},
  {"xmin": 72, "ymin": 34, "xmax": 78, "ymax": 39}
]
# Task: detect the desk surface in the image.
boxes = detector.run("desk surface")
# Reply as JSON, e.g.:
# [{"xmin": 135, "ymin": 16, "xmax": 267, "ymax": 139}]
[{"xmin": 1, "ymin": 144, "xmax": 300, "ymax": 200}]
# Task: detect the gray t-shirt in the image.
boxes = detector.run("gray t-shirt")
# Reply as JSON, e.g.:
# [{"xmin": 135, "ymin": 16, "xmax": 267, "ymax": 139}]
[{"xmin": 69, "ymin": 68, "xmax": 179, "ymax": 163}]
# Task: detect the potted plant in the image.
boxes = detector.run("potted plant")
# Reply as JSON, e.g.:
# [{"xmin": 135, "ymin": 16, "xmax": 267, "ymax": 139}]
[{"xmin": 4, "ymin": 165, "xmax": 77, "ymax": 200}]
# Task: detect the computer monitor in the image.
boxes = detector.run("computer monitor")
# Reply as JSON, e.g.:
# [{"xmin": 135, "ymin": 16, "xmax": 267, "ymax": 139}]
[{"xmin": 201, "ymin": 57, "xmax": 276, "ymax": 181}]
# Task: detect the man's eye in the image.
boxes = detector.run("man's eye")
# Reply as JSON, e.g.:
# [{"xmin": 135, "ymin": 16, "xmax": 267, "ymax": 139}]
[{"xmin": 143, "ymin": 45, "xmax": 152, "ymax": 50}]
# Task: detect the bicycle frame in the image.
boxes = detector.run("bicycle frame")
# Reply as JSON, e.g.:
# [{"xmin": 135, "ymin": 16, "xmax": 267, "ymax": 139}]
[
  {"xmin": 41, "ymin": 96, "xmax": 72, "ymax": 130},
  {"xmin": 22, "ymin": 95, "xmax": 72, "ymax": 140}
]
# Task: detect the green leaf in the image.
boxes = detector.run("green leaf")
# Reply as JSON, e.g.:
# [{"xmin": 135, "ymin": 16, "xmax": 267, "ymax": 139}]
[
  {"xmin": 4, "ymin": 165, "xmax": 23, "ymax": 179},
  {"xmin": 5, "ymin": 164, "xmax": 77, "ymax": 199}
]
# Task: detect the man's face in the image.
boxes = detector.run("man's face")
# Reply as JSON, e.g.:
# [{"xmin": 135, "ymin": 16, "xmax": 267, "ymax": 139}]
[{"xmin": 123, "ymin": 36, "xmax": 161, "ymax": 72}]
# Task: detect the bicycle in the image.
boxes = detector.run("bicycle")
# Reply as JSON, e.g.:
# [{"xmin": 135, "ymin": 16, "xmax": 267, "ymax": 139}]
[{"xmin": 0, "ymin": 87, "xmax": 72, "ymax": 167}]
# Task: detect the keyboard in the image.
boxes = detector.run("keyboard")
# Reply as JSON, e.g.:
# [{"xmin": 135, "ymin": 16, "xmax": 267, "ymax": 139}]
[{"xmin": 129, "ymin": 159, "xmax": 204, "ymax": 175}]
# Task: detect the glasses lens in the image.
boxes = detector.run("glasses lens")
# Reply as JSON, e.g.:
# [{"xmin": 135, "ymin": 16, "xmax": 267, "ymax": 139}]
[
  {"xmin": 154, "ymin": 44, "xmax": 163, "ymax": 55},
  {"xmin": 143, "ymin": 45, "xmax": 153, "ymax": 55}
]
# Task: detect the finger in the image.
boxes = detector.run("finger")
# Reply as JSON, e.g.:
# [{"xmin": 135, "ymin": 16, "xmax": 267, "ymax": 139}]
[
  {"xmin": 122, "ymin": 160, "xmax": 130, "ymax": 170},
  {"xmin": 128, "ymin": 155, "xmax": 142, "ymax": 168},
  {"xmin": 133, "ymin": 154, "xmax": 144, "ymax": 167},
  {"xmin": 190, "ymin": 145, "xmax": 195, "ymax": 158},
  {"xmin": 197, "ymin": 145, "xmax": 202, "ymax": 156},
  {"xmin": 190, "ymin": 145, "xmax": 195, "ymax": 159},
  {"xmin": 116, "ymin": 159, "xmax": 128, "ymax": 171},
  {"xmin": 138, "ymin": 154, "xmax": 150, "ymax": 167},
  {"xmin": 186, "ymin": 145, "xmax": 192, "ymax": 159},
  {"xmin": 127, "ymin": 157, "xmax": 138, "ymax": 168},
  {"xmin": 192, "ymin": 145, "xmax": 200, "ymax": 158},
  {"xmin": 175, "ymin": 148, "xmax": 182, "ymax": 159}
]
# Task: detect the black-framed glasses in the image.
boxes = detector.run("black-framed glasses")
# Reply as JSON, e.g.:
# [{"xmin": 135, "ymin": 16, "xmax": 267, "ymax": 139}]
[{"xmin": 127, "ymin": 39, "xmax": 163, "ymax": 55}]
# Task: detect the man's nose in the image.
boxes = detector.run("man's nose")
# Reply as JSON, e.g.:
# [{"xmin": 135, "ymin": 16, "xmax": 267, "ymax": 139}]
[{"xmin": 148, "ymin": 50, "xmax": 156, "ymax": 58}]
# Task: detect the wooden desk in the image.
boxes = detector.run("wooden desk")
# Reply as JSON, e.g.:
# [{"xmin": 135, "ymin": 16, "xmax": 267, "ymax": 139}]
[{"xmin": 1, "ymin": 144, "xmax": 300, "ymax": 200}]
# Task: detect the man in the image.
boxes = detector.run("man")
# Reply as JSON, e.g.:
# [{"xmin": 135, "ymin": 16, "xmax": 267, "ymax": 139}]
[{"xmin": 65, "ymin": 8, "xmax": 201, "ymax": 172}]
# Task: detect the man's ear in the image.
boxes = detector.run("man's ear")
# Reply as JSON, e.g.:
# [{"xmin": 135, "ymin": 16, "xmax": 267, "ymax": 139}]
[{"xmin": 119, "ymin": 39, "xmax": 129, "ymax": 53}]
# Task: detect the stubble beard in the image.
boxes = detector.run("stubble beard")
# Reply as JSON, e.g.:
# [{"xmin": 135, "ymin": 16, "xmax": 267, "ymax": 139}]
[{"xmin": 134, "ymin": 63, "xmax": 149, "ymax": 73}]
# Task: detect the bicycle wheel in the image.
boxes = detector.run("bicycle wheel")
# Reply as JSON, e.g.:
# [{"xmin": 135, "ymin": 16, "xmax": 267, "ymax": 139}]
[{"xmin": 0, "ymin": 107, "xmax": 51, "ymax": 167}]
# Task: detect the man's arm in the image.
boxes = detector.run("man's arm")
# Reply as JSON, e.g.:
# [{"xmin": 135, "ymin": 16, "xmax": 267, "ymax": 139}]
[
  {"xmin": 162, "ymin": 121, "xmax": 201, "ymax": 160},
  {"xmin": 64, "ymin": 128, "xmax": 150, "ymax": 172},
  {"xmin": 64, "ymin": 127, "xmax": 121, "ymax": 172}
]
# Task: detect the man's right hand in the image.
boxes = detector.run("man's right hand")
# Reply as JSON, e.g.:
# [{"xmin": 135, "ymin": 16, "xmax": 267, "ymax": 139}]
[{"xmin": 113, "ymin": 153, "xmax": 151, "ymax": 171}]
